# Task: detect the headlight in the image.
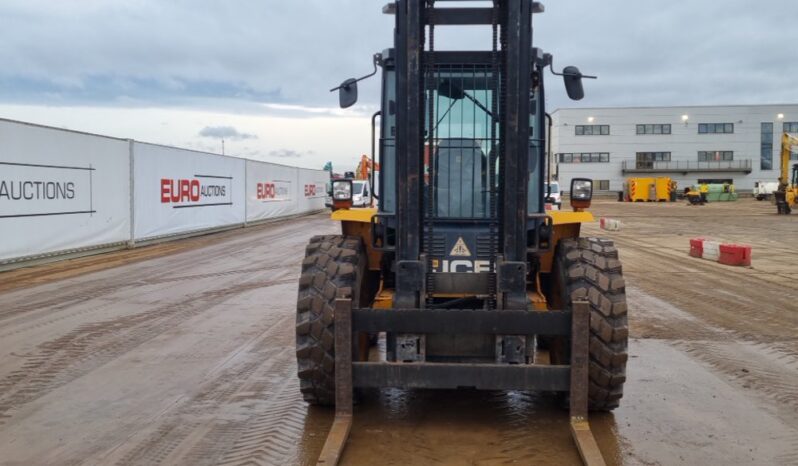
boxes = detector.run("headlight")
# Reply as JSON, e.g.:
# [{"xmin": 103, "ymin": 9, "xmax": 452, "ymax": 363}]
[
  {"xmin": 571, "ymin": 178, "xmax": 593, "ymax": 201},
  {"xmin": 332, "ymin": 180, "xmax": 353, "ymax": 201}
]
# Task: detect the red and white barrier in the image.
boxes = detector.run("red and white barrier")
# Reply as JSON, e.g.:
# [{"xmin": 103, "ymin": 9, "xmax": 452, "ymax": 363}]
[
  {"xmin": 689, "ymin": 237, "xmax": 705, "ymax": 258},
  {"xmin": 719, "ymin": 244, "xmax": 752, "ymax": 266},
  {"xmin": 689, "ymin": 238, "xmax": 752, "ymax": 266},
  {"xmin": 703, "ymin": 240, "xmax": 720, "ymax": 261}
]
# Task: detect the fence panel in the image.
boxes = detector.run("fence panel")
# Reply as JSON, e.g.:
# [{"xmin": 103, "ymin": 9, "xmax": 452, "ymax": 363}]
[
  {"xmin": 0, "ymin": 120, "xmax": 131, "ymax": 263},
  {"xmin": 132, "ymin": 142, "xmax": 245, "ymax": 241}
]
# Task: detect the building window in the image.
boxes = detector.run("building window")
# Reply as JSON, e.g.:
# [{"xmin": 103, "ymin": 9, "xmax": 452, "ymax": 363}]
[
  {"xmin": 636, "ymin": 152, "xmax": 672, "ymax": 162},
  {"xmin": 558, "ymin": 152, "xmax": 610, "ymax": 163},
  {"xmin": 595, "ymin": 180, "xmax": 610, "ymax": 191},
  {"xmin": 784, "ymin": 122, "xmax": 798, "ymax": 133},
  {"xmin": 698, "ymin": 123, "xmax": 734, "ymax": 134},
  {"xmin": 636, "ymin": 124, "xmax": 671, "ymax": 135},
  {"xmin": 761, "ymin": 122, "xmax": 773, "ymax": 170},
  {"xmin": 575, "ymin": 125, "xmax": 610, "ymax": 136},
  {"xmin": 698, "ymin": 151, "xmax": 733, "ymax": 161},
  {"xmin": 635, "ymin": 152, "xmax": 671, "ymax": 169}
]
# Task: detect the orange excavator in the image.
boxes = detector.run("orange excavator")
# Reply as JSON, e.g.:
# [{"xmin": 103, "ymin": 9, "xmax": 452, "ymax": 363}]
[{"xmin": 355, "ymin": 154, "xmax": 379, "ymax": 181}]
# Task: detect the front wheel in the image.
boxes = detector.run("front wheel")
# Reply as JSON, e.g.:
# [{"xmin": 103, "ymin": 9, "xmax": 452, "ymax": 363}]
[
  {"xmin": 295, "ymin": 235, "xmax": 366, "ymax": 405},
  {"xmin": 554, "ymin": 237, "xmax": 629, "ymax": 411}
]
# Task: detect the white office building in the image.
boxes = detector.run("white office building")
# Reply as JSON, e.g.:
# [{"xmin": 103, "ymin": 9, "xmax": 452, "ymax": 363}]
[{"xmin": 550, "ymin": 104, "xmax": 798, "ymax": 194}]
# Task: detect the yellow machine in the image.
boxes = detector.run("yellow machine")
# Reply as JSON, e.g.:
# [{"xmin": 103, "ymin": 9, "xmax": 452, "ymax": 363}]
[
  {"xmin": 626, "ymin": 177, "xmax": 675, "ymax": 202},
  {"xmin": 775, "ymin": 132, "xmax": 798, "ymax": 214},
  {"xmin": 685, "ymin": 186, "xmax": 705, "ymax": 205},
  {"xmin": 301, "ymin": 3, "xmax": 626, "ymax": 465}
]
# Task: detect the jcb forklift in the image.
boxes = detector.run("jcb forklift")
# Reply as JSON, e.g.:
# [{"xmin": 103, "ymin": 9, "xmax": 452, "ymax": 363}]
[{"xmin": 296, "ymin": 2, "xmax": 628, "ymax": 464}]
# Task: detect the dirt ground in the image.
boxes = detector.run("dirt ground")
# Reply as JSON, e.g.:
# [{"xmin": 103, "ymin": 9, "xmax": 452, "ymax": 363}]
[{"xmin": 0, "ymin": 199, "xmax": 796, "ymax": 465}]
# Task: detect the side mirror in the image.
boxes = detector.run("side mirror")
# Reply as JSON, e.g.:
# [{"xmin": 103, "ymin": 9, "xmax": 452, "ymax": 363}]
[
  {"xmin": 338, "ymin": 78, "xmax": 358, "ymax": 108},
  {"xmin": 563, "ymin": 66, "xmax": 585, "ymax": 101},
  {"xmin": 438, "ymin": 80, "xmax": 466, "ymax": 100}
]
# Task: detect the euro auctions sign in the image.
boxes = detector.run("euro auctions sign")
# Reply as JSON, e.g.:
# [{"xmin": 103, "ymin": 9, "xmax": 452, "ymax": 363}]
[
  {"xmin": 0, "ymin": 161, "xmax": 95, "ymax": 218},
  {"xmin": 0, "ymin": 120, "xmax": 131, "ymax": 263},
  {"xmin": 132, "ymin": 142, "xmax": 245, "ymax": 240},
  {"xmin": 160, "ymin": 176, "xmax": 232, "ymax": 208},
  {"xmin": 256, "ymin": 180, "xmax": 291, "ymax": 202},
  {"xmin": 304, "ymin": 182, "xmax": 325, "ymax": 198}
]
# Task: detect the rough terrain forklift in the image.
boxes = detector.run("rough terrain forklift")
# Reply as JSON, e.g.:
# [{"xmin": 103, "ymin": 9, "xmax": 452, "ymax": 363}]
[{"xmin": 296, "ymin": 2, "xmax": 628, "ymax": 464}]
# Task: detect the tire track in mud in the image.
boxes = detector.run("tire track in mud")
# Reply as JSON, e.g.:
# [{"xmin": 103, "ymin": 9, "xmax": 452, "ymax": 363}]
[
  {"xmin": 0, "ymin": 275, "xmax": 295, "ymax": 423},
  {"xmin": 0, "ymin": 261, "xmax": 300, "ymax": 343},
  {"xmin": 215, "ymin": 377, "xmax": 308, "ymax": 466},
  {"xmin": 108, "ymin": 315, "xmax": 314, "ymax": 466},
  {"xmin": 0, "ymin": 215, "xmax": 319, "ymax": 323},
  {"xmin": 676, "ymin": 339, "xmax": 798, "ymax": 465},
  {"xmin": 610, "ymin": 232, "xmax": 798, "ymax": 462},
  {"xmin": 132, "ymin": 264, "xmax": 292, "ymax": 286},
  {"xmin": 614, "ymin": 234, "xmax": 798, "ymax": 346},
  {"xmin": 678, "ymin": 340, "xmax": 798, "ymax": 417},
  {"xmin": 626, "ymin": 286, "xmax": 731, "ymax": 342},
  {"xmin": 0, "ymin": 254, "xmax": 229, "ymax": 323}
]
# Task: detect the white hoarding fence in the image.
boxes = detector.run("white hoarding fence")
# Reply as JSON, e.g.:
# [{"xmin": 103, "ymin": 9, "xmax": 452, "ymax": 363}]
[
  {"xmin": 0, "ymin": 120, "xmax": 131, "ymax": 263},
  {"xmin": 132, "ymin": 142, "xmax": 246, "ymax": 241},
  {"xmin": 1, "ymin": 118, "xmax": 329, "ymax": 267},
  {"xmin": 297, "ymin": 168, "xmax": 329, "ymax": 213},
  {"xmin": 246, "ymin": 160, "xmax": 299, "ymax": 222}
]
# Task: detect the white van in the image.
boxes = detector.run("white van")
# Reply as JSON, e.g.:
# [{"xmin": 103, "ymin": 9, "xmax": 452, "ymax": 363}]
[
  {"xmin": 753, "ymin": 181, "xmax": 779, "ymax": 201},
  {"xmin": 545, "ymin": 181, "xmax": 562, "ymax": 209},
  {"xmin": 351, "ymin": 180, "xmax": 373, "ymax": 207}
]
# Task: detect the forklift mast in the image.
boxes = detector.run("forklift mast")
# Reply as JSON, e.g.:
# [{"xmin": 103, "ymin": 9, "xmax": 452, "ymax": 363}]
[{"xmin": 390, "ymin": 0, "xmax": 543, "ymax": 310}]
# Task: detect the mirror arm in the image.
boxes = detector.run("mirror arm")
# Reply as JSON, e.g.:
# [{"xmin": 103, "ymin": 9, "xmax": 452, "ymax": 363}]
[
  {"xmin": 546, "ymin": 56, "xmax": 597, "ymax": 80},
  {"xmin": 330, "ymin": 53, "xmax": 382, "ymax": 92}
]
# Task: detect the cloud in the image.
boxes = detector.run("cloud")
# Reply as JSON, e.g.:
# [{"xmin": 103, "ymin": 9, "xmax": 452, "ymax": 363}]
[
  {"xmin": 0, "ymin": 1, "xmax": 390, "ymax": 109},
  {"xmin": 198, "ymin": 125, "xmax": 256, "ymax": 140},
  {"xmin": 1, "ymin": 0, "xmax": 796, "ymax": 113},
  {"xmin": 269, "ymin": 149, "xmax": 314, "ymax": 158},
  {"xmin": 2, "ymin": 0, "xmax": 798, "ymax": 182}
]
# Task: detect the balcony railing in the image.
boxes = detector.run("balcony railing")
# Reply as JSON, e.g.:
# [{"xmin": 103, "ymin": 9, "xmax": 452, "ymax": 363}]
[{"xmin": 622, "ymin": 159, "xmax": 752, "ymax": 174}]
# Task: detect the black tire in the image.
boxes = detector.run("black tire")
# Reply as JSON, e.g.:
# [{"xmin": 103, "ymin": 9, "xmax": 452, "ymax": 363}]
[
  {"xmin": 296, "ymin": 235, "xmax": 366, "ymax": 406},
  {"xmin": 556, "ymin": 237, "xmax": 629, "ymax": 411}
]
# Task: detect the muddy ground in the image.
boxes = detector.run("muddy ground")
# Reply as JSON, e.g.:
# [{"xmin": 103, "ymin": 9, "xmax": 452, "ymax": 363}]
[{"xmin": 0, "ymin": 199, "xmax": 796, "ymax": 465}]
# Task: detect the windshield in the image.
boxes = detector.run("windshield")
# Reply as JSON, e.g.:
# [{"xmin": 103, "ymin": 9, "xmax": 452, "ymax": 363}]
[
  {"xmin": 547, "ymin": 182, "xmax": 560, "ymax": 194},
  {"xmin": 427, "ymin": 66, "xmax": 496, "ymax": 219},
  {"xmin": 352, "ymin": 181, "xmax": 365, "ymax": 195}
]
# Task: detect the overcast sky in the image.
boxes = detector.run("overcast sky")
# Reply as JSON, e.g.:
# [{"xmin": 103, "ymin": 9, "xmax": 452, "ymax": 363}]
[{"xmin": 1, "ymin": 0, "xmax": 796, "ymax": 170}]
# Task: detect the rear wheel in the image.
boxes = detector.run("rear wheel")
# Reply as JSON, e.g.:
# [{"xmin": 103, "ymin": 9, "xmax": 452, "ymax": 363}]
[
  {"xmin": 555, "ymin": 237, "xmax": 629, "ymax": 411},
  {"xmin": 296, "ymin": 235, "xmax": 366, "ymax": 405}
]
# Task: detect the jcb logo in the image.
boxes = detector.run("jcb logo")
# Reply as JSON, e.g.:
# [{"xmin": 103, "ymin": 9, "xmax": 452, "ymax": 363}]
[{"xmin": 433, "ymin": 259, "xmax": 490, "ymax": 273}]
